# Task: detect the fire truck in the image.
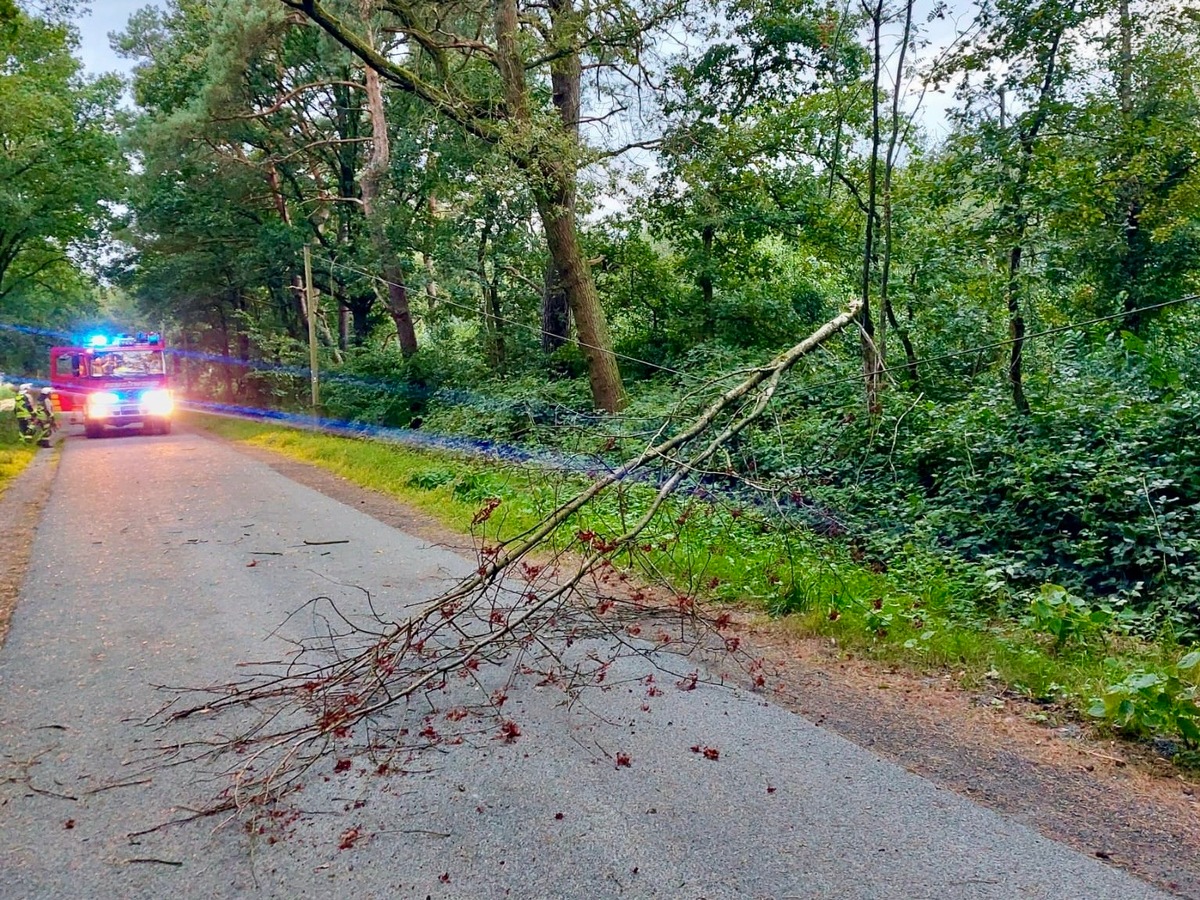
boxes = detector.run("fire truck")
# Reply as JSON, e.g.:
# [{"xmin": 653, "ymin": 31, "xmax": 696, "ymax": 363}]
[{"xmin": 50, "ymin": 333, "xmax": 175, "ymax": 437}]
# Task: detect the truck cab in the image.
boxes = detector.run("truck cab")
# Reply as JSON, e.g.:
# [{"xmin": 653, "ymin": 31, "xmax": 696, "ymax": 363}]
[{"xmin": 50, "ymin": 333, "xmax": 174, "ymax": 437}]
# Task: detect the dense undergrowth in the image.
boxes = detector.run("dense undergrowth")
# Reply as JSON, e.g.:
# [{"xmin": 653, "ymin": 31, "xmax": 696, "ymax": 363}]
[{"xmin": 310, "ymin": 331, "xmax": 1200, "ymax": 629}]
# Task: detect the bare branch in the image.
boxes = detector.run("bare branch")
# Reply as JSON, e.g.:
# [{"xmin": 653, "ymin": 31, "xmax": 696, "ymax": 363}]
[{"xmin": 210, "ymin": 80, "xmax": 366, "ymax": 121}]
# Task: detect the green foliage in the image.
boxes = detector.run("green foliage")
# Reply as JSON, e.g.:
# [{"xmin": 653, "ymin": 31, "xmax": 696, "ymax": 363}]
[
  {"xmin": 0, "ymin": 393, "xmax": 35, "ymax": 494},
  {"xmin": 0, "ymin": 7, "xmax": 122, "ymax": 366},
  {"xmin": 322, "ymin": 347, "xmax": 449, "ymax": 429},
  {"xmin": 1023, "ymin": 584, "xmax": 1112, "ymax": 650},
  {"xmin": 1090, "ymin": 653, "xmax": 1200, "ymax": 749},
  {"xmin": 736, "ymin": 343, "xmax": 1200, "ymax": 634},
  {"xmin": 405, "ymin": 468, "xmax": 455, "ymax": 491},
  {"xmin": 0, "ymin": 10, "xmax": 124, "ymax": 301}
]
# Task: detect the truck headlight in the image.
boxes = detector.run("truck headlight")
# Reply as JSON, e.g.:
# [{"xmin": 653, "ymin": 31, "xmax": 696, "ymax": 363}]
[
  {"xmin": 86, "ymin": 392, "xmax": 119, "ymax": 418},
  {"xmin": 139, "ymin": 389, "xmax": 174, "ymax": 417}
]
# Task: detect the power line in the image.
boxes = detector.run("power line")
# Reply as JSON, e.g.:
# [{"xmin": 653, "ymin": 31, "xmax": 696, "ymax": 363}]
[{"xmin": 6, "ymin": 280, "xmax": 1195, "ymax": 436}]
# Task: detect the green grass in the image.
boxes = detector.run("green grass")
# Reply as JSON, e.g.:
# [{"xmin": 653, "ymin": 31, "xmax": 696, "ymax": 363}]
[
  {"xmin": 0, "ymin": 412, "xmax": 35, "ymax": 498},
  {"xmin": 191, "ymin": 412, "xmax": 1198, "ymax": 750}
]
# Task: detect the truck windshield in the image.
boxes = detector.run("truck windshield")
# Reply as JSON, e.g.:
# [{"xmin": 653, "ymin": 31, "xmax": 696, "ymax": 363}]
[{"xmin": 90, "ymin": 350, "xmax": 164, "ymax": 378}]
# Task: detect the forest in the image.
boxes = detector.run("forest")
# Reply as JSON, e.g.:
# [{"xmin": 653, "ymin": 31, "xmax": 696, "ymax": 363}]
[{"xmin": 3, "ymin": 0, "xmax": 1200, "ymax": 741}]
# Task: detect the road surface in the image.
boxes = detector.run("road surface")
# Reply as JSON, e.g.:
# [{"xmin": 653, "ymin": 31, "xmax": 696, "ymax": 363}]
[{"xmin": 0, "ymin": 427, "xmax": 1176, "ymax": 899}]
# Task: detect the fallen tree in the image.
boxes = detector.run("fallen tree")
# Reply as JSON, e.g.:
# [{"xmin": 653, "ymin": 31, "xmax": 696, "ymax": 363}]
[{"xmin": 155, "ymin": 302, "xmax": 861, "ymax": 819}]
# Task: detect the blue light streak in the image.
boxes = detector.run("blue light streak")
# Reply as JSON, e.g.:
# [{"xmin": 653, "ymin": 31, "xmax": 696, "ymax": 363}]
[{"xmin": 184, "ymin": 400, "xmax": 608, "ymax": 477}]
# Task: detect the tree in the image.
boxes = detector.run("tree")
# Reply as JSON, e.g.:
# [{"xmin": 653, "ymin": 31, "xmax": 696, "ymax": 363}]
[
  {"xmin": 278, "ymin": 0, "xmax": 646, "ymax": 412},
  {"xmin": 0, "ymin": 10, "xmax": 123, "ymax": 313},
  {"xmin": 937, "ymin": 0, "xmax": 1086, "ymax": 414},
  {"xmin": 655, "ymin": 0, "xmax": 931, "ymax": 410},
  {"xmin": 1060, "ymin": 1, "xmax": 1200, "ymax": 334}
]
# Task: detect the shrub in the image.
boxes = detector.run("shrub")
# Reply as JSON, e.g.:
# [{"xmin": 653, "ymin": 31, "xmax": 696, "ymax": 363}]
[
  {"xmin": 1022, "ymin": 584, "xmax": 1112, "ymax": 650},
  {"xmin": 1090, "ymin": 652, "xmax": 1200, "ymax": 749}
]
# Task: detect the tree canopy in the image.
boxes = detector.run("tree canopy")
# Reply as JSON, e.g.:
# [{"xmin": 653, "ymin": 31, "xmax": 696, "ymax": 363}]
[{"xmin": 0, "ymin": 5, "xmax": 124, "ymax": 370}]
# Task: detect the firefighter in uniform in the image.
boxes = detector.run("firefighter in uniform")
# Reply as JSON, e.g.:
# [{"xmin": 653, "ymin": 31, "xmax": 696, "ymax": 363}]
[
  {"xmin": 14, "ymin": 384, "xmax": 51, "ymax": 447},
  {"xmin": 39, "ymin": 387, "xmax": 56, "ymax": 434}
]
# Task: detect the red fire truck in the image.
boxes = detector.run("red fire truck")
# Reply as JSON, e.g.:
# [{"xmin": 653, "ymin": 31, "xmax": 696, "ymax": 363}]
[{"xmin": 50, "ymin": 333, "xmax": 174, "ymax": 437}]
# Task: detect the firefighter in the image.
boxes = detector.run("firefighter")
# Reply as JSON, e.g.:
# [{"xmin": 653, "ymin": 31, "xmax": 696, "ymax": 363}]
[
  {"xmin": 38, "ymin": 387, "xmax": 56, "ymax": 433},
  {"xmin": 14, "ymin": 384, "xmax": 37, "ymax": 441},
  {"xmin": 14, "ymin": 384, "xmax": 50, "ymax": 447}
]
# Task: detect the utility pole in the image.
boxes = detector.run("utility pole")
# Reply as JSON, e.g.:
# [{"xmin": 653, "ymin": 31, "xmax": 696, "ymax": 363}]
[{"xmin": 304, "ymin": 244, "xmax": 320, "ymax": 412}]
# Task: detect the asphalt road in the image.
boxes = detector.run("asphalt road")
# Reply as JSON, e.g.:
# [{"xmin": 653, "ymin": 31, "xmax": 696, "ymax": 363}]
[{"xmin": 0, "ymin": 427, "xmax": 1177, "ymax": 899}]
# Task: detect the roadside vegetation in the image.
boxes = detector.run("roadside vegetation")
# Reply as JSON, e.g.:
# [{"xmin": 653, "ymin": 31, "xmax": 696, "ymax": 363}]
[{"xmin": 0, "ymin": 385, "xmax": 35, "ymax": 497}]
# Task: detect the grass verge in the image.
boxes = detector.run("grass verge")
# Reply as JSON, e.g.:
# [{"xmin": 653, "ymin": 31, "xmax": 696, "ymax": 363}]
[
  {"xmin": 0, "ymin": 414, "xmax": 36, "ymax": 498},
  {"xmin": 191, "ymin": 412, "xmax": 1199, "ymax": 758}
]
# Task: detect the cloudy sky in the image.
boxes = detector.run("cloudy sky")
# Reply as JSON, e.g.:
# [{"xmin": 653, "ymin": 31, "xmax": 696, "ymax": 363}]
[{"xmin": 74, "ymin": 0, "xmax": 162, "ymax": 75}]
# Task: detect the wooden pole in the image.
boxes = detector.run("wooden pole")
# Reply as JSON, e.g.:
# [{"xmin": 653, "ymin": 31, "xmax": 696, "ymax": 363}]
[{"xmin": 304, "ymin": 244, "xmax": 319, "ymax": 412}]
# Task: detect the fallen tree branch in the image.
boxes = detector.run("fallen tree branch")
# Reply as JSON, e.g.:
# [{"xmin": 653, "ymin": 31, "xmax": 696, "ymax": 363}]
[{"xmin": 156, "ymin": 302, "xmax": 860, "ymax": 815}]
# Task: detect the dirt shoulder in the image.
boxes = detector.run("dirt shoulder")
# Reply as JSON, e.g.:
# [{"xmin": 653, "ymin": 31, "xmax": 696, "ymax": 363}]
[
  {"xmin": 229, "ymin": 436, "xmax": 1200, "ymax": 898},
  {"xmin": 0, "ymin": 445, "xmax": 61, "ymax": 649},
  {"xmin": 729, "ymin": 623, "xmax": 1200, "ymax": 897}
]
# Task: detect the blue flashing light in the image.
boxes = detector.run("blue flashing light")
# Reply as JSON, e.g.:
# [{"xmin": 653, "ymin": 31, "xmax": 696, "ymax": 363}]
[{"xmin": 88, "ymin": 334, "xmax": 108, "ymax": 347}]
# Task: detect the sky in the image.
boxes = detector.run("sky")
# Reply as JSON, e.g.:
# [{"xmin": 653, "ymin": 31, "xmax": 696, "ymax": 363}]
[{"xmin": 74, "ymin": 0, "xmax": 162, "ymax": 76}]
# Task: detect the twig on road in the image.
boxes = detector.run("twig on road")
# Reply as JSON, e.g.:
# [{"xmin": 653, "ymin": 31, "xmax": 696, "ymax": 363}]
[
  {"xmin": 83, "ymin": 777, "xmax": 153, "ymax": 795},
  {"xmin": 121, "ymin": 857, "xmax": 184, "ymax": 867}
]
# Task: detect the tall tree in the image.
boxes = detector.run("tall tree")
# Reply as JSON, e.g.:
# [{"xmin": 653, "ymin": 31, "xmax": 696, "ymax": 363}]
[
  {"xmin": 653, "ymin": 0, "xmax": 867, "ymax": 343},
  {"xmin": 355, "ymin": 1, "xmax": 418, "ymax": 355},
  {"xmin": 278, "ymin": 0, "xmax": 645, "ymax": 411},
  {"xmin": 1079, "ymin": 0, "xmax": 1200, "ymax": 334},
  {"xmin": 0, "ymin": 10, "xmax": 122, "ymax": 311},
  {"xmin": 940, "ymin": 0, "xmax": 1084, "ymax": 414}
]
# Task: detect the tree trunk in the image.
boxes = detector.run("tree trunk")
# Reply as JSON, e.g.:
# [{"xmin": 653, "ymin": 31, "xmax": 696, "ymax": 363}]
[
  {"xmin": 333, "ymin": 268, "xmax": 350, "ymax": 351},
  {"xmin": 1116, "ymin": 0, "xmax": 1146, "ymax": 333},
  {"xmin": 884, "ymin": 301, "xmax": 919, "ymax": 386},
  {"xmin": 218, "ymin": 305, "xmax": 235, "ymax": 403},
  {"xmin": 477, "ymin": 216, "xmax": 505, "ymax": 370},
  {"xmin": 859, "ymin": 0, "xmax": 885, "ymax": 416},
  {"xmin": 381, "ymin": 260, "xmax": 417, "ymax": 356},
  {"xmin": 1007, "ymin": 240, "xmax": 1031, "ymax": 415},
  {"xmin": 541, "ymin": 261, "xmax": 571, "ymax": 353},
  {"xmin": 484, "ymin": 279, "xmax": 505, "ymax": 370},
  {"xmin": 423, "ymin": 249, "xmax": 438, "ymax": 311},
  {"xmin": 880, "ymin": 0, "xmax": 916, "ymax": 390},
  {"xmin": 699, "ymin": 223, "xmax": 715, "ymax": 339},
  {"xmin": 998, "ymin": 19, "xmax": 1068, "ymax": 414},
  {"xmin": 498, "ymin": 0, "xmax": 625, "ymax": 410},
  {"xmin": 181, "ymin": 330, "xmax": 194, "ymax": 397},
  {"xmin": 538, "ymin": 0, "xmax": 580, "ymax": 357},
  {"xmin": 358, "ymin": 4, "xmax": 418, "ymax": 356},
  {"xmin": 348, "ymin": 294, "xmax": 373, "ymax": 344},
  {"xmin": 262, "ymin": 163, "xmax": 311, "ymax": 339},
  {"xmin": 1117, "ymin": 0, "xmax": 1132, "ymax": 116},
  {"xmin": 538, "ymin": 188, "xmax": 626, "ymax": 411}
]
